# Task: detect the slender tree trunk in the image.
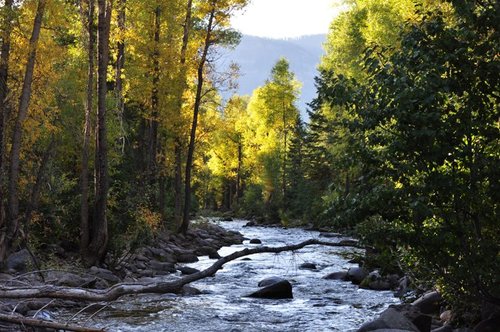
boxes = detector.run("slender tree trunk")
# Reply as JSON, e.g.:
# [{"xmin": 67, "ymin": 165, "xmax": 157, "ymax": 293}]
[
  {"xmin": 235, "ymin": 140, "xmax": 242, "ymax": 204},
  {"xmin": 179, "ymin": 6, "xmax": 215, "ymax": 234},
  {"xmin": 80, "ymin": 0, "xmax": 95, "ymax": 257},
  {"xmin": 85, "ymin": 0, "xmax": 112, "ymax": 266},
  {"xmin": 148, "ymin": 5, "xmax": 161, "ymax": 187},
  {"xmin": 115, "ymin": 0, "xmax": 126, "ymax": 153},
  {"xmin": 6, "ymin": 0, "xmax": 46, "ymax": 255},
  {"xmin": 24, "ymin": 138, "xmax": 55, "ymax": 230},
  {"xmin": 282, "ymin": 101, "xmax": 287, "ymax": 208},
  {"xmin": 0, "ymin": 0, "xmax": 14, "ymax": 263},
  {"xmin": 173, "ymin": 0, "xmax": 192, "ymax": 227}
]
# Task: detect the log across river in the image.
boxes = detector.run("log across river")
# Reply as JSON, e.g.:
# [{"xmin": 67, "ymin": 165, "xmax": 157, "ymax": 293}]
[{"xmin": 60, "ymin": 219, "xmax": 400, "ymax": 331}]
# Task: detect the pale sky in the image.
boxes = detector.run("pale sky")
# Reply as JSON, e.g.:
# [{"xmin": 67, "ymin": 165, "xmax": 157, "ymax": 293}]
[{"xmin": 231, "ymin": 0, "xmax": 347, "ymax": 39}]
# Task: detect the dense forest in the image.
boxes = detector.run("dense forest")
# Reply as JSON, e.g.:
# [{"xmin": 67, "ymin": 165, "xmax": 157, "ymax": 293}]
[{"xmin": 0, "ymin": 0, "xmax": 498, "ymax": 326}]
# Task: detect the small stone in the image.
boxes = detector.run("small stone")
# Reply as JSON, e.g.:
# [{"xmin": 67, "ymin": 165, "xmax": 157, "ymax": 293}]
[{"xmin": 249, "ymin": 239, "xmax": 262, "ymax": 244}]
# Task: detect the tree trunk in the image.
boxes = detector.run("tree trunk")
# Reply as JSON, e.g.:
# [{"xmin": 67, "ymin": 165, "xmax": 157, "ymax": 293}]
[
  {"xmin": 5, "ymin": 0, "xmax": 46, "ymax": 255},
  {"xmin": 173, "ymin": 0, "xmax": 192, "ymax": 228},
  {"xmin": 0, "ymin": 239, "xmax": 360, "ymax": 302},
  {"xmin": 174, "ymin": 140, "xmax": 183, "ymax": 226},
  {"xmin": 115, "ymin": 0, "xmax": 126, "ymax": 153},
  {"xmin": 80, "ymin": 0, "xmax": 95, "ymax": 261},
  {"xmin": 85, "ymin": 0, "xmax": 113, "ymax": 266},
  {"xmin": 179, "ymin": 6, "xmax": 215, "ymax": 234},
  {"xmin": 235, "ymin": 140, "xmax": 242, "ymax": 204},
  {"xmin": 148, "ymin": 5, "xmax": 161, "ymax": 187},
  {"xmin": 0, "ymin": 0, "xmax": 15, "ymax": 263},
  {"xmin": 0, "ymin": 314, "xmax": 104, "ymax": 332},
  {"xmin": 24, "ymin": 138, "xmax": 55, "ymax": 231}
]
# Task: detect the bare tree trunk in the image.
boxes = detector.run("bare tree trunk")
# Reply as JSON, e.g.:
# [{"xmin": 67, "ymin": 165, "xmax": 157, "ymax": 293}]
[
  {"xmin": 80, "ymin": 0, "xmax": 95, "ymax": 260},
  {"xmin": 0, "ymin": 239, "xmax": 360, "ymax": 302},
  {"xmin": 5, "ymin": 0, "xmax": 46, "ymax": 255},
  {"xmin": 172, "ymin": 0, "xmax": 192, "ymax": 228},
  {"xmin": 235, "ymin": 141, "xmax": 242, "ymax": 204},
  {"xmin": 179, "ymin": 6, "xmax": 215, "ymax": 234},
  {"xmin": 0, "ymin": 314, "xmax": 104, "ymax": 332},
  {"xmin": 0, "ymin": 0, "xmax": 15, "ymax": 263},
  {"xmin": 147, "ymin": 5, "xmax": 161, "ymax": 188},
  {"xmin": 174, "ymin": 140, "xmax": 183, "ymax": 226},
  {"xmin": 24, "ymin": 138, "xmax": 55, "ymax": 230},
  {"xmin": 115, "ymin": 0, "xmax": 126, "ymax": 153},
  {"xmin": 85, "ymin": 0, "xmax": 113, "ymax": 266}
]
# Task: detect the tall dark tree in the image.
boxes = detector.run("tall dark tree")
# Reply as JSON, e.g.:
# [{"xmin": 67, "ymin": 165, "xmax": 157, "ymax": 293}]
[
  {"xmin": 0, "ymin": 0, "xmax": 14, "ymax": 263},
  {"xmin": 83, "ymin": 0, "xmax": 113, "ymax": 266},
  {"xmin": 4, "ymin": 0, "xmax": 46, "ymax": 260}
]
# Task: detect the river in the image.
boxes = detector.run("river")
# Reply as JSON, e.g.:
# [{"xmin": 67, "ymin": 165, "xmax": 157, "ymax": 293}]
[{"xmin": 74, "ymin": 219, "xmax": 399, "ymax": 331}]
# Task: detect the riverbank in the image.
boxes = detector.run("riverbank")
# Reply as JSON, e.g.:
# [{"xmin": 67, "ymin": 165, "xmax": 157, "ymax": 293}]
[{"xmin": 0, "ymin": 220, "xmax": 244, "ymax": 331}]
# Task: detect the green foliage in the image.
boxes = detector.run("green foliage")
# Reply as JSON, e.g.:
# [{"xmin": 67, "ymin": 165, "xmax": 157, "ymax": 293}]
[{"xmin": 312, "ymin": 0, "xmax": 499, "ymax": 322}]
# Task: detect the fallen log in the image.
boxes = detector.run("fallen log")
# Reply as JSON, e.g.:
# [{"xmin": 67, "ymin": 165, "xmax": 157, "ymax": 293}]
[
  {"xmin": 0, "ymin": 239, "xmax": 360, "ymax": 302},
  {"xmin": 0, "ymin": 313, "xmax": 104, "ymax": 332}
]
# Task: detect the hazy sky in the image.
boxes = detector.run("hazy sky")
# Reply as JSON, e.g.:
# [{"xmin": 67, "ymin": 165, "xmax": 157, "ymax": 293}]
[{"xmin": 231, "ymin": 0, "xmax": 347, "ymax": 39}]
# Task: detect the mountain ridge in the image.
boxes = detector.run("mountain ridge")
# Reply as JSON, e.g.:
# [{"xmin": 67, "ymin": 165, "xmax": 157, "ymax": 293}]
[{"xmin": 217, "ymin": 34, "xmax": 326, "ymax": 119}]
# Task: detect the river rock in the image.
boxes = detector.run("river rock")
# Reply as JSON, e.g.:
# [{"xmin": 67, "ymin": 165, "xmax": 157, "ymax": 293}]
[
  {"xmin": 346, "ymin": 267, "xmax": 369, "ymax": 284},
  {"xmin": 175, "ymin": 251, "xmax": 199, "ymax": 263},
  {"xmin": 46, "ymin": 271, "xmax": 96, "ymax": 288},
  {"xmin": 6, "ymin": 249, "xmax": 36, "ymax": 273},
  {"xmin": 244, "ymin": 220, "xmax": 257, "ymax": 227},
  {"xmin": 357, "ymin": 305, "xmax": 422, "ymax": 332},
  {"xmin": 249, "ymin": 238, "xmax": 262, "ymax": 244},
  {"xmin": 323, "ymin": 271, "xmax": 348, "ymax": 280},
  {"xmin": 178, "ymin": 266, "xmax": 200, "ymax": 275},
  {"xmin": 89, "ymin": 266, "xmax": 121, "ymax": 284},
  {"xmin": 299, "ymin": 262, "xmax": 317, "ymax": 270},
  {"xmin": 247, "ymin": 280, "xmax": 293, "ymax": 299},
  {"xmin": 149, "ymin": 260, "xmax": 176, "ymax": 273},
  {"xmin": 178, "ymin": 285, "xmax": 202, "ymax": 296},
  {"xmin": 361, "ymin": 271, "xmax": 391, "ymax": 291},
  {"xmin": 412, "ymin": 291, "xmax": 442, "ymax": 314},
  {"xmin": 258, "ymin": 276, "xmax": 286, "ymax": 287}
]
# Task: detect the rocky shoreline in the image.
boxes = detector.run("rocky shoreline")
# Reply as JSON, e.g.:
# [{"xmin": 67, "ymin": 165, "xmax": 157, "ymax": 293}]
[
  {"xmin": 0, "ymin": 221, "xmax": 244, "ymax": 330},
  {"xmin": 0, "ymin": 220, "xmax": 496, "ymax": 331}
]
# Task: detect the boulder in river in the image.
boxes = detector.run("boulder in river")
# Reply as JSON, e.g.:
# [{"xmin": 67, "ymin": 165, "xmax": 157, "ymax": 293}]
[
  {"xmin": 257, "ymin": 276, "xmax": 286, "ymax": 287},
  {"xmin": 299, "ymin": 262, "xmax": 317, "ymax": 270},
  {"xmin": 346, "ymin": 267, "xmax": 369, "ymax": 284},
  {"xmin": 249, "ymin": 238, "xmax": 262, "ymax": 244},
  {"xmin": 247, "ymin": 279, "xmax": 293, "ymax": 299},
  {"xmin": 357, "ymin": 304, "xmax": 425, "ymax": 332},
  {"xmin": 412, "ymin": 291, "xmax": 442, "ymax": 314},
  {"xmin": 323, "ymin": 271, "xmax": 348, "ymax": 280},
  {"xmin": 177, "ymin": 266, "xmax": 200, "ymax": 275}
]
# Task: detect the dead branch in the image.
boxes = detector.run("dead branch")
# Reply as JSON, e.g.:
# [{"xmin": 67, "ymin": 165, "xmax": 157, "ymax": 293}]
[
  {"xmin": 0, "ymin": 239, "xmax": 359, "ymax": 302},
  {"xmin": 0, "ymin": 313, "xmax": 105, "ymax": 332}
]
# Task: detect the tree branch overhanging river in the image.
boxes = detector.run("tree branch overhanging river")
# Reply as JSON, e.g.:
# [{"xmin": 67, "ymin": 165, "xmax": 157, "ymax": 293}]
[{"xmin": 0, "ymin": 238, "xmax": 361, "ymax": 303}]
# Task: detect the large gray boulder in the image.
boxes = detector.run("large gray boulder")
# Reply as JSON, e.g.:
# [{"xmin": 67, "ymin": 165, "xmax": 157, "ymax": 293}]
[
  {"xmin": 412, "ymin": 291, "xmax": 442, "ymax": 314},
  {"xmin": 323, "ymin": 271, "xmax": 348, "ymax": 280},
  {"xmin": 257, "ymin": 276, "xmax": 286, "ymax": 287},
  {"xmin": 247, "ymin": 280, "xmax": 293, "ymax": 299},
  {"xmin": 346, "ymin": 267, "xmax": 369, "ymax": 284},
  {"xmin": 357, "ymin": 305, "xmax": 424, "ymax": 332},
  {"xmin": 6, "ymin": 249, "xmax": 36, "ymax": 273}
]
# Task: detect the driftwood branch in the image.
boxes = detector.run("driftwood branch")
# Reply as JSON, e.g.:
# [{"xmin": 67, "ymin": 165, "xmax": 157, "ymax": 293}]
[
  {"xmin": 0, "ymin": 239, "xmax": 359, "ymax": 303},
  {"xmin": 0, "ymin": 313, "xmax": 104, "ymax": 332}
]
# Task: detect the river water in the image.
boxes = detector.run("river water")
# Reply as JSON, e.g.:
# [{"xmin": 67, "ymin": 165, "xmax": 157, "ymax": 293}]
[{"xmin": 74, "ymin": 220, "xmax": 399, "ymax": 331}]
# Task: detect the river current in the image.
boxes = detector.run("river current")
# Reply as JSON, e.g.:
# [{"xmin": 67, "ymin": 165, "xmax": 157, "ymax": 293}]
[{"xmin": 75, "ymin": 219, "xmax": 399, "ymax": 331}]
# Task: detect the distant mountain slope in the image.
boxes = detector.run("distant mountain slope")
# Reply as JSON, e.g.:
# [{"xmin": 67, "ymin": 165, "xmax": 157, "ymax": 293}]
[{"xmin": 217, "ymin": 34, "xmax": 326, "ymax": 120}]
